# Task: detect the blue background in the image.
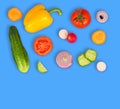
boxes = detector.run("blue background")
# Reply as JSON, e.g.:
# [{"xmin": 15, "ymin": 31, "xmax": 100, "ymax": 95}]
[{"xmin": 0, "ymin": 0, "xmax": 120, "ymax": 109}]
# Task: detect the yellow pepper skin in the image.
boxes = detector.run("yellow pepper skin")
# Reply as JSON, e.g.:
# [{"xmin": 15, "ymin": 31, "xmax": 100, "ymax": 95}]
[{"xmin": 24, "ymin": 4, "xmax": 62, "ymax": 33}]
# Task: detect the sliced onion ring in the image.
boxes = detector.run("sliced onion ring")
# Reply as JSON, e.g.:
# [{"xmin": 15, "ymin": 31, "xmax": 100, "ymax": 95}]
[
  {"xmin": 96, "ymin": 11, "xmax": 108, "ymax": 23},
  {"xmin": 56, "ymin": 51, "xmax": 72, "ymax": 68}
]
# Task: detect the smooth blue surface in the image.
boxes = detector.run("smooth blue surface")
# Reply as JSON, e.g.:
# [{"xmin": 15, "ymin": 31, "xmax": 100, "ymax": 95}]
[{"xmin": 0, "ymin": 0, "xmax": 120, "ymax": 109}]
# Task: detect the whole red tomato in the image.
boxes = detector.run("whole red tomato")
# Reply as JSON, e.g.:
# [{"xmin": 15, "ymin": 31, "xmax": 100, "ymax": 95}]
[{"xmin": 71, "ymin": 8, "xmax": 91, "ymax": 28}]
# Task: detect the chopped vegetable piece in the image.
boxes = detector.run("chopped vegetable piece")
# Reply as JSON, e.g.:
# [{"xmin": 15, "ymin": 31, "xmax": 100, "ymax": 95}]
[
  {"xmin": 34, "ymin": 36, "xmax": 53, "ymax": 56},
  {"xmin": 56, "ymin": 51, "xmax": 72, "ymax": 68},
  {"xmin": 8, "ymin": 8, "xmax": 22, "ymax": 21},
  {"xmin": 78, "ymin": 54, "xmax": 91, "ymax": 67},
  {"xmin": 92, "ymin": 30, "xmax": 106, "ymax": 44},
  {"xmin": 85, "ymin": 49, "xmax": 97, "ymax": 62},
  {"xmin": 96, "ymin": 11, "xmax": 108, "ymax": 23},
  {"xmin": 37, "ymin": 62, "xmax": 48, "ymax": 73},
  {"xmin": 96, "ymin": 61, "xmax": 107, "ymax": 72},
  {"xmin": 58, "ymin": 29, "xmax": 68, "ymax": 39}
]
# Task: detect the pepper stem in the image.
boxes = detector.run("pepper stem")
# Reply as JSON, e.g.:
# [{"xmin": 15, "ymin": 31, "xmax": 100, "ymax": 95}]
[{"xmin": 48, "ymin": 8, "xmax": 62, "ymax": 15}]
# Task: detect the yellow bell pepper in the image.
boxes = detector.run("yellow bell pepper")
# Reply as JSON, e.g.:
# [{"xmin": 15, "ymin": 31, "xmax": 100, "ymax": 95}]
[{"xmin": 23, "ymin": 4, "xmax": 62, "ymax": 33}]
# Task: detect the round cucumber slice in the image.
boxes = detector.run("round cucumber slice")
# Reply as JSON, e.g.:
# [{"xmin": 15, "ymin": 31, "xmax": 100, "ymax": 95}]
[
  {"xmin": 85, "ymin": 49, "xmax": 97, "ymax": 62},
  {"xmin": 78, "ymin": 54, "xmax": 91, "ymax": 67},
  {"xmin": 37, "ymin": 62, "xmax": 48, "ymax": 73}
]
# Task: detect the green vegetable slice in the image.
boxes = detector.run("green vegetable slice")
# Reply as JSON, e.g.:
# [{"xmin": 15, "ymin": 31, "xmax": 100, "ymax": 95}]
[
  {"xmin": 78, "ymin": 54, "xmax": 91, "ymax": 67},
  {"xmin": 85, "ymin": 49, "xmax": 97, "ymax": 62},
  {"xmin": 37, "ymin": 62, "xmax": 48, "ymax": 73}
]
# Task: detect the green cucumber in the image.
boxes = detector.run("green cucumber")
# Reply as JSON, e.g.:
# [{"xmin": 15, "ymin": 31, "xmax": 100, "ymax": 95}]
[
  {"xmin": 85, "ymin": 49, "xmax": 97, "ymax": 62},
  {"xmin": 78, "ymin": 54, "xmax": 91, "ymax": 67},
  {"xmin": 37, "ymin": 62, "xmax": 48, "ymax": 73},
  {"xmin": 9, "ymin": 26, "xmax": 30, "ymax": 73}
]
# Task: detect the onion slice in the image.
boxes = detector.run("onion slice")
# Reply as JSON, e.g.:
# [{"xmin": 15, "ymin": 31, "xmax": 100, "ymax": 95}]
[{"xmin": 56, "ymin": 51, "xmax": 72, "ymax": 68}]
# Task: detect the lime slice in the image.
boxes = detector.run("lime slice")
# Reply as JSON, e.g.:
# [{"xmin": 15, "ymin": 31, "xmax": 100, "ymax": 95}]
[{"xmin": 37, "ymin": 62, "xmax": 48, "ymax": 73}]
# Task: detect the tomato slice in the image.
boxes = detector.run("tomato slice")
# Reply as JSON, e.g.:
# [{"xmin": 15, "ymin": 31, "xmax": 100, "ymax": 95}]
[{"xmin": 34, "ymin": 36, "xmax": 53, "ymax": 56}]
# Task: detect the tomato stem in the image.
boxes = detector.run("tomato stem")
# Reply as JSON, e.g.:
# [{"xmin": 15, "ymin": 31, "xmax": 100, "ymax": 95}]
[{"xmin": 73, "ymin": 10, "xmax": 85, "ymax": 23}]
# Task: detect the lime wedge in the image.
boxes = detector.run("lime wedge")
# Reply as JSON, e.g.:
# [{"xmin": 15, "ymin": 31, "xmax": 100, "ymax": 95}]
[{"xmin": 37, "ymin": 62, "xmax": 48, "ymax": 73}]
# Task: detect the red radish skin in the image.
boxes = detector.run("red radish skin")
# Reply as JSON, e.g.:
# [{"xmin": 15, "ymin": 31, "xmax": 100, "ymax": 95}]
[
  {"xmin": 56, "ymin": 51, "xmax": 72, "ymax": 68},
  {"xmin": 67, "ymin": 33, "xmax": 77, "ymax": 43}
]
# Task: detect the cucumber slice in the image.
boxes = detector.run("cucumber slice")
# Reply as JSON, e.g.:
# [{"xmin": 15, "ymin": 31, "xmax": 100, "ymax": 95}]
[
  {"xmin": 37, "ymin": 62, "xmax": 48, "ymax": 73},
  {"xmin": 85, "ymin": 49, "xmax": 97, "ymax": 62},
  {"xmin": 78, "ymin": 54, "xmax": 91, "ymax": 67}
]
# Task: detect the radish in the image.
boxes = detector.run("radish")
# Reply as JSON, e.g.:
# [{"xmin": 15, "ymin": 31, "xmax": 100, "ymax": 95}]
[
  {"xmin": 58, "ymin": 29, "xmax": 68, "ymax": 39},
  {"xmin": 96, "ymin": 61, "xmax": 107, "ymax": 72}
]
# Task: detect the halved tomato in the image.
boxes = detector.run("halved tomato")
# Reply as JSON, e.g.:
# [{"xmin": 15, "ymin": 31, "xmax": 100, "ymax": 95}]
[{"xmin": 34, "ymin": 36, "xmax": 53, "ymax": 56}]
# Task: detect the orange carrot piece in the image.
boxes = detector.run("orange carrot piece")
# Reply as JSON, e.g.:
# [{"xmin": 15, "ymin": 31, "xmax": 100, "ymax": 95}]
[
  {"xmin": 92, "ymin": 30, "xmax": 106, "ymax": 45},
  {"xmin": 8, "ymin": 8, "xmax": 22, "ymax": 21}
]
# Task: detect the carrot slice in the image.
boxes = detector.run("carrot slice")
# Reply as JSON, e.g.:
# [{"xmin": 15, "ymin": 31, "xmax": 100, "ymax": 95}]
[
  {"xmin": 92, "ymin": 30, "xmax": 106, "ymax": 44},
  {"xmin": 8, "ymin": 8, "xmax": 22, "ymax": 21}
]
